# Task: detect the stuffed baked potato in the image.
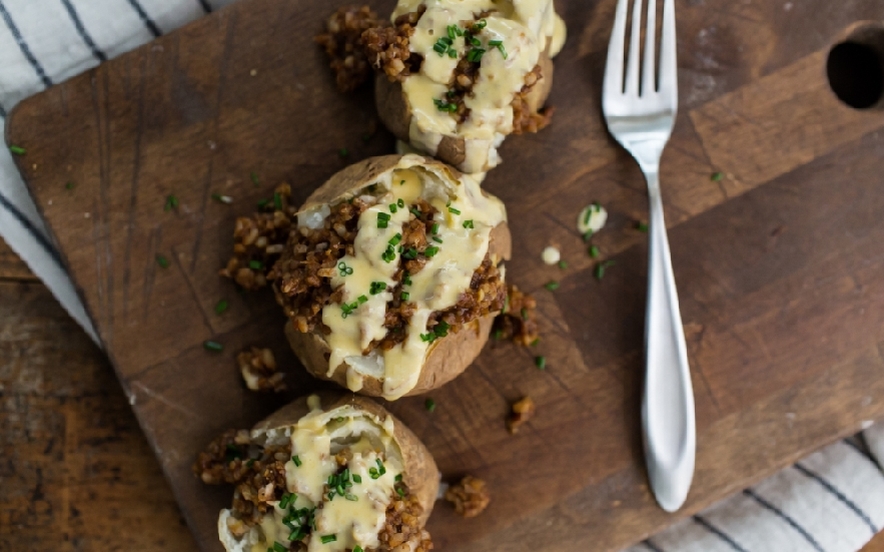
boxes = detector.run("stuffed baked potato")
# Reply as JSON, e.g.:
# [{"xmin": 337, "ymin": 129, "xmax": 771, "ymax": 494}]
[
  {"xmin": 270, "ymin": 154, "xmax": 511, "ymax": 400},
  {"xmin": 366, "ymin": 0, "xmax": 566, "ymax": 174},
  {"xmin": 196, "ymin": 392, "xmax": 439, "ymax": 552}
]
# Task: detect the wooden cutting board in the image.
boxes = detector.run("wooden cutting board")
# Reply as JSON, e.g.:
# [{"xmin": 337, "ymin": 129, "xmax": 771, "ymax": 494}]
[{"xmin": 7, "ymin": 0, "xmax": 884, "ymax": 550}]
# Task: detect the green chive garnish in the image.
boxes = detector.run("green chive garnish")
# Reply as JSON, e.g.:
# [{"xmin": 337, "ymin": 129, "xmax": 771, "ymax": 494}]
[
  {"xmin": 390, "ymin": 203, "xmax": 398, "ymax": 213},
  {"xmin": 389, "ymin": 233, "xmax": 402, "ymax": 246},
  {"xmin": 521, "ymin": 308, "xmax": 528, "ymax": 320},
  {"xmin": 292, "ymin": 455, "xmax": 302, "ymax": 467},
  {"xmin": 431, "ymin": 223, "xmax": 440, "ymax": 234},
  {"xmin": 448, "ymin": 206, "xmax": 461, "ymax": 215},
  {"xmin": 354, "ymin": 547, "xmax": 364, "ymax": 552},
  {"xmin": 164, "ymin": 194, "xmax": 179, "ymax": 212},
  {"xmin": 558, "ymin": 260, "xmax": 568, "ymax": 269},
  {"xmin": 535, "ymin": 356, "xmax": 546, "ymax": 369},
  {"xmin": 397, "ymin": 198, "xmax": 405, "ymax": 208},
  {"xmin": 204, "ymin": 340, "xmax": 223, "ymax": 352},
  {"xmin": 395, "ymin": 474, "xmax": 403, "ymax": 482},
  {"xmin": 448, "ymin": 48, "xmax": 458, "ymax": 58},
  {"xmin": 65, "ymin": 182, "xmax": 75, "ymax": 190},
  {"xmin": 425, "ymin": 398, "xmax": 436, "ymax": 412},
  {"xmin": 249, "ymin": 260, "xmax": 265, "ymax": 271},
  {"xmin": 711, "ymin": 171, "xmax": 724, "ymax": 181},
  {"xmin": 595, "ymin": 260, "xmax": 615, "ymax": 280},
  {"xmin": 425, "ymin": 246, "xmax": 439, "ymax": 257},
  {"xmin": 544, "ymin": 281, "xmax": 559, "ymax": 291},
  {"xmin": 447, "ymin": 25, "xmax": 457, "ymax": 39},
  {"xmin": 637, "ymin": 221, "xmax": 648, "ymax": 232},
  {"xmin": 9, "ymin": 145, "xmax": 25, "ymax": 155},
  {"xmin": 377, "ymin": 212, "xmax": 391, "ymax": 229},
  {"xmin": 273, "ymin": 193, "xmax": 283, "ymax": 211},
  {"xmin": 463, "ymin": 219, "xmax": 474, "ymax": 229},
  {"xmin": 357, "ymin": 295, "xmax": 368, "ymax": 304},
  {"xmin": 272, "ymin": 542, "xmax": 287, "ymax": 552},
  {"xmin": 156, "ymin": 254, "xmax": 170, "ymax": 268},
  {"xmin": 353, "ymin": 474, "xmax": 362, "ymax": 483},
  {"xmin": 320, "ymin": 535, "xmax": 337, "ymax": 544},
  {"xmin": 339, "ymin": 148, "xmax": 349, "ymax": 158},
  {"xmin": 370, "ymin": 281, "xmax": 386, "ymax": 295},
  {"xmin": 589, "ymin": 245, "xmax": 600, "ymax": 258},
  {"xmin": 214, "ymin": 299, "xmax": 229, "ymax": 314},
  {"xmin": 401, "ymin": 292, "xmax": 410, "ymax": 301},
  {"xmin": 345, "ymin": 493, "xmax": 358, "ymax": 501},
  {"xmin": 396, "ymin": 487, "xmax": 406, "ymax": 497},
  {"xmin": 382, "ymin": 245, "xmax": 396, "ymax": 263},
  {"xmin": 250, "ymin": 172, "xmax": 260, "ymax": 186}
]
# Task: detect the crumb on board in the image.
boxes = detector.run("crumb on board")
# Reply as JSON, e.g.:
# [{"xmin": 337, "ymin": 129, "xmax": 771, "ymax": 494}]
[
  {"xmin": 492, "ymin": 284, "xmax": 540, "ymax": 347},
  {"xmin": 577, "ymin": 202, "xmax": 607, "ymax": 237},
  {"xmin": 541, "ymin": 245, "xmax": 560, "ymax": 265},
  {"xmin": 237, "ymin": 347, "xmax": 286, "ymax": 392},
  {"xmin": 507, "ymin": 396, "xmax": 536, "ymax": 434},
  {"xmin": 444, "ymin": 475, "xmax": 490, "ymax": 518}
]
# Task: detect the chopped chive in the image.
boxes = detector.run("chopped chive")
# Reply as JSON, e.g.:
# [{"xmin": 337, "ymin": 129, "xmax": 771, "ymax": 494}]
[
  {"xmin": 396, "ymin": 487, "xmax": 406, "ymax": 497},
  {"xmin": 65, "ymin": 182, "xmax": 75, "ymax": 190},
  {"xmin": 489, "ymin": 40, "xmax": 507, "ymax": 59},
  {"xmin": 493, "ymin": 329, "xmax": 503, "ymax": 340},
  {"xmin": 204, "ymin": 340, "xmax": 223, "ymax": 352},
  {"xmin": 378, "ymin": 211, "xmax": 391, "ymax": 228},
  {"xmin": 448, "ymin": 48, "xmax": 458, "ymax": 58},
  {"xmin": 467, "ymin": 48, "xmax": 486, "ymax": 62},
  {"xmin": 469, "ymin": 36, "xmax": 482, "ymax": 47},
  {"xmin": 257, "ymin": 198, "xmax": 271, "ymax": 209},
  {"xmin": 273, "ymin": 193, "xmax": 283, "ymax": 211},
  {"xmin": 402, "ymin": 272, "xmax": 412, "ymax": 286},
  {"xmin": 320, "ymin": 534, "xmax": 337, "ymax": 544},
  {"xmin": 474, "ymin": 19, "xmax": 487, "ymax": 30},
  {"xmin": 711, "ymin": 171, "xmax": 724, "ymax": 181},
  {"xmin": 432, "ymin": 236, "xmax": 443, "ymax": 243},
  {"xmin": 273, "ymin": 542, "xmax": 287, "ymax": 552},
  {"xmin": 403, "ymin": 248, "xmax": 418, "ymax": 260},
  {"xmin": 354, "ymin": 547, "xmax": 364, "ymax": 552},
  {"xmin": 250, "ymin": 172, "xmax": 260, "ymax": 186},
  {"xmin": 395, "ymin": 474, "xmax": 403, "ymax": 482},
  {"xmin": 447, "ymin": 25, "xmax": 457, "ymax": 39},
  {"xmin": 595, "ymin": 260, "xmax": 615, "ymax": 280},
  {"xmin": 397, "ymin": 198, "xmax": 405, "ymax": 208},
  {"xmin": 589, "ymin": 245, "xmax": 600, "ymax": 258},
  {"xmin": 424, "ymin": 246, "xmax": 439, "ymax": 258},
  {"xmin": 434, "ymin": 321, "xmax": 450, "ymax": 337},
  {"xmin": 338, "ymin": 261, "xmax": 353, "ymax": 276},
  {"xmin": 558, "ymin": 260, "xmax": 568, "ymax": 269},
  {"xmin": 433, "ymin": 41, "xmax": 447, "ymax": 54},
  {"xmin": 636, "ymin": 221, "xmax": 648, "ymax": 232},
  {"xmin": 400, "ymin": 180, "xmax": 405, "ymax": 186},
  {"xmin": 390, "ymin": 203, "xmax": 398, "ymax": 213},
  {"xmin": 353, "ymin": 474, "xmax": 362, "ymax": 483},
  {"xmin": 535, "ymin": 356, "xmax": 546, "ymax": 369},
  {"xmin": 339, "ymin": 148, "xmax": 349, "ymax": 158},
  {"xmin": 344, "ymin": 493, "xmax": 358, "ymax": 501},
  {"xmin": 462, "ymin": 219, "xmax": 474, "ymax": 229},
  {"xmin": 382, "ymin": 245, "xmax": 396, "ymax": 263},
  {"xmin": 583, "ymin": 229, "xmax": 594, "ymax": 242},
  {"xmin": 164, "ymin": 194, "xmax": 179, "ymax": 212},
  {"xmin": 448, "ymin": 206, "xmax": 461, "ymax": 215},
  {"xmin": 211, "ymin": 193, "xmax": 232, "ymax": 204},
  {"xmin": 489, "ymin": 39, "xmax": 503, "ymax": 46},
  {"xmin": 431, "ymin": 223, "xmax": 440, "ymax": 234},
  {"xmin": 376, "ymin": 459, "xmax": 386, "ymax": 475},
  {"xmin": 249, "ymin": 260, "xmax": 265, "ymax": 271},
  {"xmin": 544, "ymin": 281, "xmax": 560, "ymax": 291},
  {"xmin": 420, "ymin": 333, "xmax": 436, "ymax": 343},
  {"xmin": 214, "ymin": 299, "xmax": 229, "ymax": 314},
  {"xmin": 410, "ymin": 207, "xmax": 422, "ymax": 218},
  {"xmin": 370, "ymin": 281, "xmax": 386, "ymax": 295},
  {"xmin": 521, "ymin": 308, "xmax": 528, "ymax": 321},
  {"xmin": 530, "ymin": 337, "xmax": 540, "ymax": 347},
  {"xmin": 9, "ymin": 145, "xmax": 25, "ymax": 155},
  {"xmin": 357, "ymin": 295, "xmax": 368, "ymax": 304},
  {"xmin": 389, "ymin": 233, "xmax": 402, "ymax": 246},
  {"xmin": 292, "ymin": 455, "xmax": 302, "ymax": 467},
  {"xmin": 279, "ymin": 492, "xmax": 294, "ymax": 509},
  {"xmin": 425, "ymin": 398, "xmax": 436, "ymax": 412},
  {"xmin": 156, "ymin": 254, "xmax": 170, "ymax": 268},
  {"xmin": 401, "ymin": 292, "xmax": 410, "ymax": 301}
]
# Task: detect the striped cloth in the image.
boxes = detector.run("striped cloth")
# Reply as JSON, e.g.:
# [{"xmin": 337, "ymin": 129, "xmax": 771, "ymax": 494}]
[{"xmin": 0, "ymin": 1, "xmax": 881, "ymax": 550}]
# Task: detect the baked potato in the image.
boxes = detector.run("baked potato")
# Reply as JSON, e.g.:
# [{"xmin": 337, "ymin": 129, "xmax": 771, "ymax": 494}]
[
  {"xmin": 271, "ymin": 154, "xmax": 511, "ymax": 400},
  {"xmin": 195, "ymin": 392, "xmax": 439, "ymax": 552},
  {"xmin": 369, "ymin": 0, "xmax": 567, "ymax": 174}
]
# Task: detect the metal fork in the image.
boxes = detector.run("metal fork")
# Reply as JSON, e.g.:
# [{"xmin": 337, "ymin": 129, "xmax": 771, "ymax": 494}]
[{"xmin": 601, "ymin": 0, "xmax": 695, "ymax": 512}]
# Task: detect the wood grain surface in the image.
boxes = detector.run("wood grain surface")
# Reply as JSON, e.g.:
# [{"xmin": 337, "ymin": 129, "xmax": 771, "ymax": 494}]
[{"xmin": 6, "ymin": 0, "xmax": 884, "ymax": 550}]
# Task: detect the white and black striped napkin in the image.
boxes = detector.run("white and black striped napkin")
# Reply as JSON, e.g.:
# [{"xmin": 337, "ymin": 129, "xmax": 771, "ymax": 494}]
[{"xmin": 0, "ymin": 1, "xmax": 882, "ymax": 550}]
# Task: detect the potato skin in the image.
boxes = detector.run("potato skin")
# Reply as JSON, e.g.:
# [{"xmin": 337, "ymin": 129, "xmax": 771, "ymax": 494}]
[
  {"xmin": 286, "ymin": 155, "xmax": 510, "ymax": 398},
  {"xmin": 252, "ymin": 392, "xmax": 440, "ymax": 525},
  {"xmin": 375, "ymin": 52, "xmax": 556, "ymax": 173}
]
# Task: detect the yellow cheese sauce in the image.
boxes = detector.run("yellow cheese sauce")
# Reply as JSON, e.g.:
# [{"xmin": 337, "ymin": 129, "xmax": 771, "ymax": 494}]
[
  {"xmin": 317, "ymin": 154, "xmax": 506, "ymax": 400},
  {"xmin": 242, "ymin": 396, "xmax": 403, "ymax": 552},
  {"xmin": 391, "ymin": 0, "xmax": 566, "ymax": 172}
]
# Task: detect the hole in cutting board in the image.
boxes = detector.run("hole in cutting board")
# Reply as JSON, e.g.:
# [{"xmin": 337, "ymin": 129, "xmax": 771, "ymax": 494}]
[{"xmin": 827, "ymin": 24, "xmax": 884, "ymax": 110}]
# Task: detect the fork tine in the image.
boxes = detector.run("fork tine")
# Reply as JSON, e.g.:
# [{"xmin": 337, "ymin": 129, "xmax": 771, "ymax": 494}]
[
  {"xmin": 624, "ymin": 0, "xmax": 643, "ymax": 96},
  {"xmin": 642, "ymin": 0, "xmax": 657, "ymax": 95},
  {"xmin": 603, "ymin": 0, "xmax": 629, "ymax": 99},
  {"xmin": 658, "ymin": 0, "xmax": 677, "ymax": 102}
]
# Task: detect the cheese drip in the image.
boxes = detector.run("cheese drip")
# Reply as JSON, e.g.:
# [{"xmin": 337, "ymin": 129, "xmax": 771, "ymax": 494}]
[
  {"xmin": 392, "ymin": 0, "xmax": 566, "ymax": 172},
  {"xmin": 248, "ymin": 396, "xmax": 402, "ymax": 552},
  {"xmin": 311, "ymin": 154, "xmax": 505, "ymax": 400}
]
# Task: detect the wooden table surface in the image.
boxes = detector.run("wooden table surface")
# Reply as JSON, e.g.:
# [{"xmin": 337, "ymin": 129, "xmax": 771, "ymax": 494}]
[{"xmin": 1, "ymin": 236, "xmax": 882, "ymax": 550}]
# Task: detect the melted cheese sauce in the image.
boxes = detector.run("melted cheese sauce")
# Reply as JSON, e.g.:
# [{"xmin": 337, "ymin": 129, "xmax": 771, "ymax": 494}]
[
  {"xmin": 311, "ymin": 154, "xmax": 506, "ymax": 400},
  {"xmin": 392, "ymin": 0, "xmax": 566, "ymax": 172},
  {"xmin": 245, "ymin": 397, "xmax": 403, "ymax": 552}
]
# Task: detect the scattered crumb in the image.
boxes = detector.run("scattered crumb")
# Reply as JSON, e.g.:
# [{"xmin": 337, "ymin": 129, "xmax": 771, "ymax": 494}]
[
  {"xmin": 444, "ymin": 476, "xmax": 490, "ymax": 518},
  {"xmin": 250, "ymin": 69, "xmax": 258, "ymax": 77},
  {"xmin": 507, "ymin": 396, "xmax": 536, "ymax": 434},
  {"xmin": 492, "ymin": 285, "xmax": 539, "ymax": 347},
  {"xmin": 314, "ymin": 5, "xmax": 382, "ymax": 92},
  {"xmin": 541, "ymin": 246, "xmax": 560, "ymax": 265},
  {"xmin": 237, "ymin": 347, "xmax": 286, "ymax": 392},
  {"xmin": 84, "ymin": 212, "xmax": 90, "ymax": 218},
  {"xmin": 577, "ymin": 202, "xmax": 607, "ymax": 237}
]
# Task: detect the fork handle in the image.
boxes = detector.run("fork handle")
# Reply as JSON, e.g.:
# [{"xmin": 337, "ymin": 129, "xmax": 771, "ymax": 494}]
[{"xmin": 642, "ymin": 171, "xmax": 696, "ymax": 512}]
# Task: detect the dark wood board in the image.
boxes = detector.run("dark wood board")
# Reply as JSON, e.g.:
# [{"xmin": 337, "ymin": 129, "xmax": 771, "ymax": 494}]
[{"xmin": 7, "ymin": 1, "xmax": 884, "ymax": 550}]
